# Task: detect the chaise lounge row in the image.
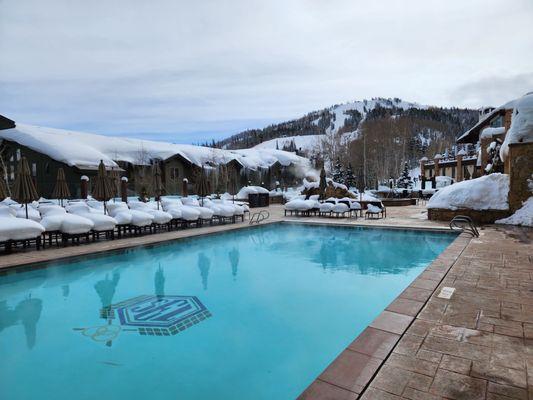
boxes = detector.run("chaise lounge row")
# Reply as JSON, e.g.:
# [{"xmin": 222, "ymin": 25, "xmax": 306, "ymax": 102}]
[
  {"xmin": 284, "ymin": 195, "xmax": 386, "ymax": 219},
  {"xmin": 0, "ymin": 196, "xmax": 250, "ymax": 253}
]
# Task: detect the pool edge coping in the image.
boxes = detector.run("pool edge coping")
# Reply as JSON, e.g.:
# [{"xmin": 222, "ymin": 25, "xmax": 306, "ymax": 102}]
[
  {"xmin": 297, "ymin": 231, "xmax": 472, "ymax": 399},
  {"xmin": 0, "ymin": 219, "xmax": 457, "ymax": 273}
]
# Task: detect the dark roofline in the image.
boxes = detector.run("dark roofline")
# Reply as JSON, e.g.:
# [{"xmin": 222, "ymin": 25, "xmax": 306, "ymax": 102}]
[
  {"xmin": 456, "ymin": 108, "xmax": 505, "ymax": 144},
  {"xmin": 0, "ymin": 115, "xmax": 15, "ymax": 130}
]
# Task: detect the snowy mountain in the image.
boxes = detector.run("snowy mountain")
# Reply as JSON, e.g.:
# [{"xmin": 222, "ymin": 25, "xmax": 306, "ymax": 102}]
[{"xmin": 216, "ymin": 97, "xmax": 476, "ymax": 153}]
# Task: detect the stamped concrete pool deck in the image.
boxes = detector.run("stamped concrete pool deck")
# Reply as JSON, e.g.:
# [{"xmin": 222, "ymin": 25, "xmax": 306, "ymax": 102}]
[{"xmin": 1, "ymin": 204, "xmax": 532, "ymax": 399}]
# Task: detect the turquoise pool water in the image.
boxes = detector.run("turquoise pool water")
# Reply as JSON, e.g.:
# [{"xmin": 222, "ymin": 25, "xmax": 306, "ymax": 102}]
[{"xmin": 0, "ymin": 223, "xmax": 455, "ymax": 400}]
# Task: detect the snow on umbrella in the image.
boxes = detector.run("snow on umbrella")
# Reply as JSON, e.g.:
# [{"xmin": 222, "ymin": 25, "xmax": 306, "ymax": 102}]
[
  {"xmin": 51, "ymin": 167, "xmax": 71, "ymax": 206},
  {"xmin": 152, "ymin": 162, "xmax": 164, "ymax": 209},
  {"xmin": 92, "ymin": 160, "xmax": 114, "ymax": 214},
  {"xmin": 12, "ymin": 157, "xmax": 39, "ymax": 219},
  {"xmin": 319, "ymin": 166, "xmax": 327, "ymax": 200},
  {"xmin": 195, "ymin": 166, "xmax": 209, "ymax": 206}
]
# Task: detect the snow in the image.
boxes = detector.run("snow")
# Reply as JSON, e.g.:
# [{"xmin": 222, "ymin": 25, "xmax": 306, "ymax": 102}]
[
  {"xmin": 428, "ymin": 173, "xmax": 509, "ymax": 210},
  {"xmin": 0, "ymin": 123, "xmax": 310, "ymax": 173},
  {"xmin": 0, "ymin": 215, "xmax": 45, "ymax": 242},
  {"xmin": 236, "ymin": 186, "xmax": 269, "ymax": 199},
  {"xmin": 496, "ymin": 197, "xmax": 533, "ymax": 227},
  {"xmin": 500, "ymin": 92, "xmax": 533, "ymax": 161},
  {"xmin": 253, "ymin": 135, "xmax": 323, "ymax": 152},
  {"xmin": 480, "ymin": 126, "xmax": 505, "ymax": 139}
]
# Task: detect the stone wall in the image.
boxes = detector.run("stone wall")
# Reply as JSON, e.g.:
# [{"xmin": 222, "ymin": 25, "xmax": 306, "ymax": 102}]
[
  {"xmin": 428, "ymin": 208, "xmax": 511, "ymax": 224},
  {"xmin": 508, "ymin": 142, "xmax": 533, "ymax": 212}
]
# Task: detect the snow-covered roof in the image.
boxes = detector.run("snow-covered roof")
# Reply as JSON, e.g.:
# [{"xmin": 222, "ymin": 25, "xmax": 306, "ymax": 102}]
[
  {"xmin": 456, "ymin": 98, "xmax": 517, "ymax": 144},
  {"xmin": 0, "ymin": 123, "xmax": 310, "ymax": 172},
  {"xmin": 500, "ymin": 92, "xmax": 533, "ymax": 162}
]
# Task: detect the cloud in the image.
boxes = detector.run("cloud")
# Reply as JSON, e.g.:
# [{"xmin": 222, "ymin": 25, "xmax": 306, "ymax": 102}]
[
  {"xmin": 449, "ymin": 73, "xmax": 533, "ymax": 108},
  {"xmin": 1, "ymin": 0, "xmax": 532, "ymax": 142}
]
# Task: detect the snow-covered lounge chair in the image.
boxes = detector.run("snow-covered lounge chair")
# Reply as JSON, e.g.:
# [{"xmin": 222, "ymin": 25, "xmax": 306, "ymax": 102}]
[
  {"xmin": 201, "ymin": 199, "xmax": 236, "ymax": 224},
  {"xmin": 106, "ymin": 203, "xmax": 154, "ymax": 236},
  {"xmin": 180, "ymin": 198, "xmax": 215, "ymax": 225},
  {"xmin": 39, "ymin": 205, "xmax": 94, "ymax": 245},
  {"xmin": 284, "ymin": 199, "xmax": 315, "ymax": 216},
  {"xmin": 0, "ymin": 206, "xmax": 45, "ymax": 252},
  {"xmin": 365, "ymin": 203, "xmax": 386, "ymax": 219},
  {"xmin": 211, "ymin": 199, "xmax": 246, "ymax": 222},
  {"xmin": 65, "ymin": 204, "xmax": 118, "ymax": 240},
  {"xmin": 160, "ymin": 198, "xmax": 201, "ymax": 228},
  {"xmin": 128, "ymin": 201, "xmax": 173, "ymax": 232}
]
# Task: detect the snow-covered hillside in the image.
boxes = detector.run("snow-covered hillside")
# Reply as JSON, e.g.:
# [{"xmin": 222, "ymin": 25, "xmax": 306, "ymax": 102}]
[{"xmin": 253, "ymin": 135, "xmax": 324, "ymax": 152}]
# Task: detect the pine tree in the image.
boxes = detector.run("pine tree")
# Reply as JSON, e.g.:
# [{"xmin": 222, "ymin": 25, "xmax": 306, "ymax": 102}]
[
  {"xmin": 332, "ymin": 158, "xmax": 344, "ymax": 184},
  {"xmin": 344, "ymin": 163, "xmax": 356, "ymax": 189},
  {"xmin": 396, "ymin": 161, "xmax": 413, "ymax": 189}
]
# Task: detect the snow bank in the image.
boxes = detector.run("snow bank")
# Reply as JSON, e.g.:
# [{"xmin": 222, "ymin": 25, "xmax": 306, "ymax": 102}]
[
  {"xmin": 500, "ymin": 92, "xmax": 533, "ymax": 161},
  {"xmin": 428, "ymin": 173, "xmax": 509, "ymax": 210},
  {"xmin": 0, "ymin": 123, "xmax": 310, "ymax": 173},
  {"xmin": 496, "ymin": 197, "xmax": 533, "ymax": 227},
  {"xmin": 480, "ymin": 126, "xmax": 505, "ymax": 139}
]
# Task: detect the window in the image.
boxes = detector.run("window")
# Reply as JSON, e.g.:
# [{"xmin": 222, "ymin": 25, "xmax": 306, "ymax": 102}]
[{"xmin": 170, "ymin": 167, "xmax": 179, "ymax": 180}]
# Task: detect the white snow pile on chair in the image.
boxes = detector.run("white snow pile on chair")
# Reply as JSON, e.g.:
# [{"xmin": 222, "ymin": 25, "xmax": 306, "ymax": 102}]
[
  {"xmin": 66, "ymin": 204, "xmax": 117, "ymax": 231},
  {"xmin": 285, "ymin": 199, "xmax": 314, "ymax": 211},
  {"xmin": 202, "ymin": 198, "xmax": 235, "ymax": 218},
  {"xmin": 39, "ymin": 205, "xmax": 94, "ymax": 234},
  {"xmin": 161, "ymin": 198, "xmax": 200, "ymax": 221},
  {"xmin": 0, "ymin": 205, "xmax": 45, "ymax": 242},
  {"xmin": 366, "ymin": 204, "xmax": 382, "ymax": 213},
  {"xmin": 180, "ymin": 197, "xmax": 215, "ymax": 220},
  {"xmin": 106, "ymin": 203, "xmax": 153, "ymax": 227},
  {"xmin": 129, "ymin": 201, "xmax": 172, "ymax": 224}
]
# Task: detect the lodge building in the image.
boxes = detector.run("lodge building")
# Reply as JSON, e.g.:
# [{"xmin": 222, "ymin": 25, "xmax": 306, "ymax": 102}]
[{"xmin": 0, "ymin": 115, "xmax": 305, "ymax": 199}]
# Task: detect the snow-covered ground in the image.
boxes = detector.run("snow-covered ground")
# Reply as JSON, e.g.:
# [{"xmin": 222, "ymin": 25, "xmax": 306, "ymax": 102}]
[
  {"xmin": 0, "ymin": 123, "xmax": 310, "ymax": 172},
  {"xmin": 427, "ymin": 174, "xmax": 509, "ymax": 210},
  {"xmin": 496, "ymin": 197, "xmax": 533, "ymax": 227}
]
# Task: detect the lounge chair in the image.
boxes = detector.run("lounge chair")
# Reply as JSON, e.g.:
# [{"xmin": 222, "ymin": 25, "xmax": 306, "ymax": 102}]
[
  {"xmin": 106, "ymin": 203, "xmax": 154, "ymax": 235},
  {"xmin": 181, "ymin": 198, "xmax": 216, "ymax": 225},
  {"xmin": 284, "ymin": 199, "xmax": 314, "ymax": 216},
  {"xmin": 66, "ymin": 204, "xmax": 118, "ymax": 240},
  {"xmin": 39, "ymin": 205, "xmax": 94, "ymax": 245},
  {"xmin": 129, "ymin": 202, "xmax": 173, "ymax": 232},
  {"xmin": 365, "ymin": 204, "xmax": 386, "ymax": 219},
  {"xmin": 0, "ymin": 206, "xmax": 45, "ymax": 252}
]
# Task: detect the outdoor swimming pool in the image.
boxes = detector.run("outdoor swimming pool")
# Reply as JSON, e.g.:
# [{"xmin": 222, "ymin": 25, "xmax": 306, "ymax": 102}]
[{"xmin": 0, "ymin": 223, "xmax": 456, "ymax": 400}]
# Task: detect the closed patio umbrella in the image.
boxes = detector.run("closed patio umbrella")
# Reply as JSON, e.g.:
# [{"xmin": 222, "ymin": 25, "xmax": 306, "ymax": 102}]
[
  {"xmin": 228, "ymin": 173, "xmax": 238, "ymax": 203},
  {"xmin": 195, "ymin": 166, "xmax": 209, "ymax": 206},
  {"xmin": 92, "ymin": 160, "xmax": 114, "ymax": 214},
  {"xmin": 51, "ymin": 168, "xmax": 71, "ymax": 207},
  {"xmin": 319, "ymin": 166, "xmax": 327, "ymax": 200},
  {"xmin": 0, "ymin": 166, "xmax": 8, "ymax": 201},
  {"xmin": 153, "ymin": 162, "xmax": 164, "ymax": 209},
  {"xmin": 12, "ymin": 157, "xmax": 39, "ymax": 219}
]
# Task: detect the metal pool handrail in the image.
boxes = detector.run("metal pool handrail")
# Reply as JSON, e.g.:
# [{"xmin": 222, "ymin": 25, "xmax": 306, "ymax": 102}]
[
  {"xmin": 249, "ymin": 210, "xmax": 270, "ymax": 225},
  {"xmin": 449, "ymin": 215, "xmax": 479, "ymax": 237}
]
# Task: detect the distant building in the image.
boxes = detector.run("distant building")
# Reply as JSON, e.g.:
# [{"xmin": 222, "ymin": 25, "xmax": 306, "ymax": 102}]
[
  {"xmin": 0, "ymin": 117, "xmax": 309, "ymax": 199},
  {"xmin": 419, "ymin": 101, "xmax": 514, "ymax": 187}
]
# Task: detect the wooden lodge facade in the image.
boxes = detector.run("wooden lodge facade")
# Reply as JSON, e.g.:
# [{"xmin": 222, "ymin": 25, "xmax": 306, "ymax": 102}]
[
  {"xmin": 419, "ymin": 104, "xmax": 514, "ymax": 187},
  {"xmin": 0, "ymin": 116, "xmax": 301, "ymax": 199}
]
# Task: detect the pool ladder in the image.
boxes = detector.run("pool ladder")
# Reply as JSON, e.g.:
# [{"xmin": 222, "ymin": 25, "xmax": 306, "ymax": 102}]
[
  {"xmin": 449, "ymin": 215, "xmax": 480, "ymax": 237},
  {"xmin": 249, "ymin": 210, "xmax": 270, "ymax": 225}
]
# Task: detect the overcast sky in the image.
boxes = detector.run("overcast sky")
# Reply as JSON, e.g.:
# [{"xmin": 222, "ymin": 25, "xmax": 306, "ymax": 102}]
[{"xmin": 1, "ymin": 0, "xmax": 532, "ymax": 143}]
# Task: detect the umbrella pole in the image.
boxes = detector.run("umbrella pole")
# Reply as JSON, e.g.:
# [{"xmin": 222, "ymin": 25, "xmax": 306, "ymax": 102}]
[
  {"xmin": 104, "ymin": 201, "xmax": 107, "ymax": 215},
  {"xmin": 25, "ymin": 203, "xmax": 29, "ymax": 219}
]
